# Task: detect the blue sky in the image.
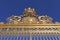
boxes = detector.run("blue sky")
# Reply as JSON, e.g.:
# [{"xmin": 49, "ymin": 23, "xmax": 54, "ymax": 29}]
[{"xmin": 0, "ymin": 0, "xmax": 60, "ymax": 23}]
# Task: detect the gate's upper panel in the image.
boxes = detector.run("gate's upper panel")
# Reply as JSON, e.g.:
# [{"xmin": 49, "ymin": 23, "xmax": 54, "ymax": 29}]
[
  {"xmin": 7, "ymin": 8, "xmax": 54, "ymax": 24},
  {"xmin": 0, "ymin": 8, "xmax": 60, "ymax": 24}
]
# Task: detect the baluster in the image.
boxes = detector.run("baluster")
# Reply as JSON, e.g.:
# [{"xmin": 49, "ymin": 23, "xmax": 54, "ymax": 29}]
[
  {"xmin": 43, "ymin": 35, "xmax": 45, "ymax": 40},
  {"xmin": 21, "ymin": 35, "xmax": 23, "ymax": 40},
  {"xmin": 56, "ymin": 35, "xmax": 59, "ymax": 40},
  {"xmin": 39, "ymin": 35, "xmax": 41, "ymax": 40},
  {"xmin": 16, "ymin": 36, "xmax": 18, "ymax": 40},
  {"xmin": 3, "ymin": 36, "xmax": 5, "ymax": 40},
  {"xmin": 39, "ymin": 35, "xmax": 40, "ymax": 40},
  {"xmin": 47, "ymin": 35, "xmax": 50, "ymax": 40},
  {"xmin": 23, "ymin": 35, "xmax": 25, "ymax": 40}
]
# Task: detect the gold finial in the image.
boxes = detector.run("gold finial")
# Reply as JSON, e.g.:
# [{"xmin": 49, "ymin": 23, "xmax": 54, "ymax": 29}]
[
  {"xmin": 28, "ymin": 7, "xmax": 31, "ymax": 10},
  {"xmin": 32, "ymin": 8, "xmax": 35, "ymax": 11},
  {"xmin": 24, "ymin": 8, "xmax": 26, "ymax": 11}
]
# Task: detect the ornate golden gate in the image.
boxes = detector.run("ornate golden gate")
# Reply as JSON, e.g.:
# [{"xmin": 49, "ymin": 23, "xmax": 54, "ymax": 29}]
[{"xmin": 0, "ymin": 8, "xmax": 60, "ymax": 40}]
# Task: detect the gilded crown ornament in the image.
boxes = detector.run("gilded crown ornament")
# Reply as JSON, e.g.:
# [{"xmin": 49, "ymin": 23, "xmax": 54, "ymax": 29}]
[
  {"xmin": 5, "ymin": 7, "xmax": 55, "ymax": 24},
  {"xmin": 0, "ymin": 7, "xmax": 60, "ymax": 24}
]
